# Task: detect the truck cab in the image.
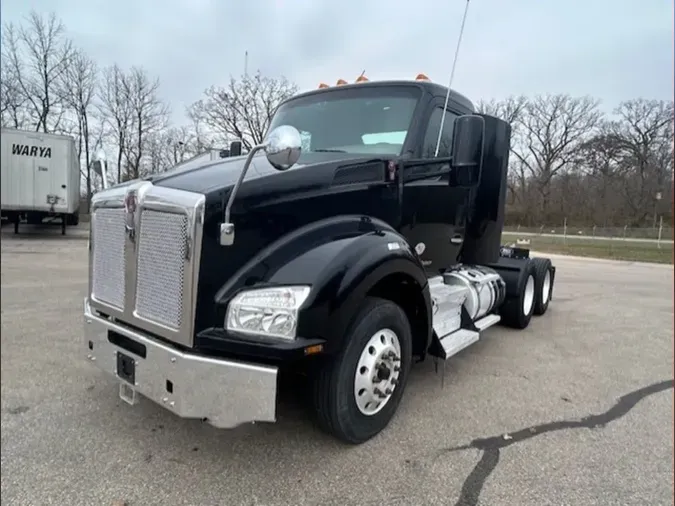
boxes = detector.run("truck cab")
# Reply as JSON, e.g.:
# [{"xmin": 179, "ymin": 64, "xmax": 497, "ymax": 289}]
[{"xmin": 83, "ymin": 76, "xmax": 556, "ymax": 444}]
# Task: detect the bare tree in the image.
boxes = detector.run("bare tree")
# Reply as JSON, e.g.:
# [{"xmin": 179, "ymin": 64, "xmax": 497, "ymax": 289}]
[
  {"xmin": 144, "ymin": 126, "xmax": 201, "ymax": 175},
  {"xmin": 61, "ymin": 49, "xmax": 97, "ymax": 200},
  {"xmin": 476, "ymin": 95, "xmax": 527, "ymax": 125},
  {"xmin": 477, "ymin": 96, "xmax": 529, "ymax": 208},
  {"xmin": 513, "ymin": 94, "xmax": 601, "ymax": 221},
  {"xmin": 605, "ymin": 99, "xmax": 674, "ymax": 224},
  {"xmin": 189, "ymin": 70, "xmax": 298, "ymax": 150},
  {"xmin": 1, "ymin": 11, "xmax": 74, "ymax": 133},
  {"xmin": 0, "ymin": 63, "xmax": 30, "ymax": 128},
  {"xmin": 98, "ymin": 64, "xmax": 132, "ymax": 182},
  {"xmin": 186, "ymin": 107, "xmax": 214, "ymax": 151},
  {"xmin": 122, "ymin": 66, "xmax": 170, "ymax": 180}
]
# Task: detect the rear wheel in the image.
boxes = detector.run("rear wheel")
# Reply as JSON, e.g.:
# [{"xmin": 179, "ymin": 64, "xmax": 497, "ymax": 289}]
[
  {"xmin": 66, "ymin": 213, "xmax": 79, "ymax": 226},
  {"xmin": 312, "ymin": 297, "xmax": 412, "ymax": 444},
  {"xmin": 499, "ymin": 260, "xmax": 536, "ymax": 329},
  {"xmin": 27, "ymin": 214, "xmax": 42, "ymax": 225},
  {"xmin": 532, "ymin": 257, "xmax": 553, "ymax": 316}
]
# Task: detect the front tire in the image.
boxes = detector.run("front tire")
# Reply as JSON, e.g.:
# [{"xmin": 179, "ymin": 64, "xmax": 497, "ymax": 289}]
[{"xmin": 312, "ymin": 297, "xmax": 412, "ymax": 444}]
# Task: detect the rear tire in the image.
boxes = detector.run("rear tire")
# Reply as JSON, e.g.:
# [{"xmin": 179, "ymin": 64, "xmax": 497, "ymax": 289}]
[
  {"xmin": 312, "ymin": 297, "xmax": 412, "ymax": 444},
  {"xmin": 532, "ymin": 258, "xmax": 553, "ymax": 316},
  {"xmin": 27, "ymin": 214, "xmax": 42, "ymax": 225},
  {"xmin": 66, "ymin": 213, "xmax": 79, "ymax": 226},
  {"xmin": 499, "ymin": 260, "xmax": 536, "ymax": 329}
]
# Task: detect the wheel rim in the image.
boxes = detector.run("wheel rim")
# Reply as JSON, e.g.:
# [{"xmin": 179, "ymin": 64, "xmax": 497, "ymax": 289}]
[
  {"xmin": 522, "ymin": 275, "xmax": 535, "ymax": 315},
  {"xmin": 354, "ymin": 328, "xmax": 402, "ymax": 416},
  {"xmin": 542, "ymin": 270, "xmax": 551, "ymax": 304}
]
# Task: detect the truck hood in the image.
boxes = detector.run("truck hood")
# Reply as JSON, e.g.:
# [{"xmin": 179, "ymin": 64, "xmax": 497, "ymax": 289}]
[{"xmin": 148, "ymin": 151, "xmax": 374, "ymax": 195}]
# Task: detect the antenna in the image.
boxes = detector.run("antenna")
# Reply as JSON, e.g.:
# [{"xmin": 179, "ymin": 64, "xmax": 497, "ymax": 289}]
[
  {"xmin": 434, "ymin": 0, "xmax": 472, "ymax": 157},
  {"xmin": 244, "ymin": 51, "xmax": 249, "ymax": 77}
]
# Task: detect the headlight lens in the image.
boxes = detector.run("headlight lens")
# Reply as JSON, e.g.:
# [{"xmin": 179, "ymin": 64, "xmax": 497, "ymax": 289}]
[{"xmin": 225, "ymin": 286, "xmax": 311, "ymax": 340}]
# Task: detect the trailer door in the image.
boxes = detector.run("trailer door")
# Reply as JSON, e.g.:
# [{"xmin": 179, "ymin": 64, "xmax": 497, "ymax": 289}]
[{"xmin": 32, "ymin": 136, "xmax": 69, "ymax": 213}]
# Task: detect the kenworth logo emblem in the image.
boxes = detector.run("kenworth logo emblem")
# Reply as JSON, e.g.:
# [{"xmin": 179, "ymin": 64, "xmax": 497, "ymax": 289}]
[
  {"xmin": 124, "ymin": 190, "xmax": 138, "ymax": 240},
  {"xmin": 12, "ymin": 144, "xmax": 52, "ymax": 158}
]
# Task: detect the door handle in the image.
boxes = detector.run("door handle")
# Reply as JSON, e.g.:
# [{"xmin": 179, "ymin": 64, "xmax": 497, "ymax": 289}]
[{"xmin": 450, "ymin": 234, "xmax": 463, "ymax": 245}]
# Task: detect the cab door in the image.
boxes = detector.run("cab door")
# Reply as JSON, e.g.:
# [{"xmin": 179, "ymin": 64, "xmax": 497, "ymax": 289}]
[{"xmin": 399, "ymin": 99, "xmax": 468, "ymax": 272}]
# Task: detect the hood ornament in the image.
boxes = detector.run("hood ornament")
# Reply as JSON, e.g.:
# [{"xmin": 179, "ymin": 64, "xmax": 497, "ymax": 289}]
[{"xmin": 124, "ymin": 190, "xmax": 138, "ymax": 241}]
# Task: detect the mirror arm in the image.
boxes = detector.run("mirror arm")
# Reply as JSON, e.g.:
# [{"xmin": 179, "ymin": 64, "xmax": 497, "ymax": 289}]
[
  {"xmin": 220, "ymin": 143, "xmax": 266, "ymax": 246},
  {"xmin": 224, "ymin": 143, "xmax": 265, "ymax": 225},
  {"xmin": 100, "ymin": 162, "xmax": 109, "ymax": 190}
]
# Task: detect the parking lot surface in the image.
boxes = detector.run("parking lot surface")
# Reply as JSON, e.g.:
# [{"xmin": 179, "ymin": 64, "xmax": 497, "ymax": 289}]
[{"xmin": 1, "ymin": 226, "xmax": 673, "ymax": 506}]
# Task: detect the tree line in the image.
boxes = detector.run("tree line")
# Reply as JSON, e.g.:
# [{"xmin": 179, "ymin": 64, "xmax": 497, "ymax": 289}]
[
  {"xmin": 1, "ymin": 11, "xmax": 672, "ymax": 227},
  {"xmin": 478, "ymin": 96, "xmax": 673, "ymax": 227}
]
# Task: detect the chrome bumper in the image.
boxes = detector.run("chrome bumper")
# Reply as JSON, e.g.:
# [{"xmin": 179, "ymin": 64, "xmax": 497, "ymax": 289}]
[{"xmin": 83, "ymin": 298, "xmax": 278, "ymax": 428}]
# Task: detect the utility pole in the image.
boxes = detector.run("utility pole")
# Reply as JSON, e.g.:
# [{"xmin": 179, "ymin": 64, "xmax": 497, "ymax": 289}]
[{"xmin": 244, "ymin": 51, "xmax": 248, "ymax": 77}]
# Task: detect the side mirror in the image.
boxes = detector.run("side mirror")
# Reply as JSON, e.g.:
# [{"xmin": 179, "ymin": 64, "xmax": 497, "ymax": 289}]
[
  {"xmin": 450, "ymin": 115, "xmax": 485, "ymax": 187},
  {"xmin": 264, "ymin": 125, "xmax": 302, "ymax": 171},
  {"xmin": 91, "ymin": 149, "xmax": 109, "ymax": 189},
  {"xmin": 229, "ymin": 141, "xmax": 242, "ymax": 157},
  {"xmin": 219, "ymin": 125, "xmax": 302, "ymax": 246}
]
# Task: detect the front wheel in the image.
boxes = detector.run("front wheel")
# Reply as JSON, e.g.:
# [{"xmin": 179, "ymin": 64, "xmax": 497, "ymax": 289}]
[{"xmin": 312, "ymin": 297, "xmax": 413, "ymax": 444}]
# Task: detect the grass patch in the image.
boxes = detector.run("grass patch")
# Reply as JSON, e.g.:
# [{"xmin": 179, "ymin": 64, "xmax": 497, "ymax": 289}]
[{"xmin": 502, "ymin": 233, "xmax": 674, "ymax": 264}]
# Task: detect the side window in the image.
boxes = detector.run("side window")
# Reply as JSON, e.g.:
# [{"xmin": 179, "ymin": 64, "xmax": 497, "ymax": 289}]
[{"xmin": 422, "ymin": 107, "xmax": 457, "ymax": 158}]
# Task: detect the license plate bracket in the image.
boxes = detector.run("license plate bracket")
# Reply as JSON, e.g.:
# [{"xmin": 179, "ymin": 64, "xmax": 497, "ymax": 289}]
[
  {"xmin": 119, "ymin": 382, "xmax": 138, "ymax": 405},
  {"xmin": 116, "ymin": 351, "xmax": 136, "ymax": 385}
]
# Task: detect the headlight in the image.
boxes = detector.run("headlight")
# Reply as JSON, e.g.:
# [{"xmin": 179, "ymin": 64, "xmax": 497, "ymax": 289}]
[{"xmin": 225, "ymin": 286, "xmax": 311, "ymax": 340}]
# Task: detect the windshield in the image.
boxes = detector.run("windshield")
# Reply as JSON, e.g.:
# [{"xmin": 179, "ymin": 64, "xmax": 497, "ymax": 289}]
[{"xmin": 267, "ymin": 86, "xmax": 421, "ymax": 157}]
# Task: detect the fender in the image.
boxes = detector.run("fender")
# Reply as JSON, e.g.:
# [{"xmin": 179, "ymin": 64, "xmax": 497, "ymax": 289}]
[{"xmin": 214, "ymin": 214, "xmax": 432, "ymax": 355}]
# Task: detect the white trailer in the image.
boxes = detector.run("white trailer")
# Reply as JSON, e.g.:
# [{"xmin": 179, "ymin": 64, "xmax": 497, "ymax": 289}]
[{"xmin": 1, "ymin": 128, "xmax": 81, "ymax": 234}]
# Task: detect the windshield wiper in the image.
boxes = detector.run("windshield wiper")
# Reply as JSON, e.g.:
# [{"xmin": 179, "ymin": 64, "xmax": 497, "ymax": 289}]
[{"xmin": 313, "ymin": 148, "xmax": 347, "ymax": 153}]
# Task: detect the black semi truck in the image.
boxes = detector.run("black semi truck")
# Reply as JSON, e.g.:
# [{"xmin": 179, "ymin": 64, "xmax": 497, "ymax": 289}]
[{"xmin": 83, "ymin": 76, "xmax": 556, "ymax": 444}]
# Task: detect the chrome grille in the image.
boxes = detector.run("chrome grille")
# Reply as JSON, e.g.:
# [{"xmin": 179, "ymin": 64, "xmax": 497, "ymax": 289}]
[
  {"xmin": 91, "ymin": 208, "xmax": 126, "ymax": 309},
  {"xmin": 88, "ymin": 182, "xmax": 205, "ymax": 348},
  {"xmin": 134, "ymin": 209, "xmax": 189, "ymax": 330}
]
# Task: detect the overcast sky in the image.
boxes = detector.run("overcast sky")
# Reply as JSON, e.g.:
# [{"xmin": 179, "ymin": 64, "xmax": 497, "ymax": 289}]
[{"xmin": 1, "ymin": 0, "xmax": 673, "ymax": 124}]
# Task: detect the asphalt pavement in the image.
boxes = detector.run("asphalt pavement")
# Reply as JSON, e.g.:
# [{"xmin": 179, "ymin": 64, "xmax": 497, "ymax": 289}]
[{"xmin": 1, "ymin": 224, "xmax": 673, "ymax": 506}]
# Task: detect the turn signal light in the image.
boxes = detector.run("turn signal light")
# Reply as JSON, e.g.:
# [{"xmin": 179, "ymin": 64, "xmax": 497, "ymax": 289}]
[
  {"xmin": 336, "ymin": 79, "xmax": 348, "ymax": 86},
  {"xmin": 415, "ymin": 73, "xmax": 430, "ymax": 81},
  {"xmin": 318, "ymin": 83, "xmax": 329, "ymax": 88},
  {"xmin": 355, "ymin": 75, "xmax": 369, "ymax": 83}
]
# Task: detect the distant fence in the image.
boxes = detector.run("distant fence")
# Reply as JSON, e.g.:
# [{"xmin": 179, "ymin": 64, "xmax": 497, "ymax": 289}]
[
  {"xmin": 504, "ymin": 222, "xmax": 674, "ymax": 243},
  {"xmin": 503, "ymin": 223, "xmax": 673, "ymax": 263}
]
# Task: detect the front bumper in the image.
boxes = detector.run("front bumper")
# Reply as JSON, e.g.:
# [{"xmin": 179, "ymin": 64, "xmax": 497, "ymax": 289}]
[{"xmin": 83, "ymin": 298, "xmax": 278, "ymax": 428}]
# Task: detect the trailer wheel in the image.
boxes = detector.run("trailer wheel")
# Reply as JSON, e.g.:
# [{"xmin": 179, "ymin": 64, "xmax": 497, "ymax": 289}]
[
  {"xmin": 312, "ymin": 296, "xmax": 412, "ymax": 444},
  {"xmin": 499, "ymin": 260, "xmax": 536, "ymax": 329},
  {"xmin": 532, "ymin": 258, "xmax": 553, "ymax": 316},
  {"xmin": 66, "ymin": 213, "xmax": 79, "ymax": 226}
]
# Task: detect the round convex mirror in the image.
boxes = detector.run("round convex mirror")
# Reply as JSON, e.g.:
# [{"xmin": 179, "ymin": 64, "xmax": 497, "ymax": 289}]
[{"xmin": 265, "ymin": 125, "xmax": 302, "ymax": 171}]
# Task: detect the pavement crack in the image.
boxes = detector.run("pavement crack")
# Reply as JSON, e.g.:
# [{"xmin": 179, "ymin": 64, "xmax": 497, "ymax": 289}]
[{"xmin": 443, "ymin": 378, "xmax": 674, "ymax": 506}]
